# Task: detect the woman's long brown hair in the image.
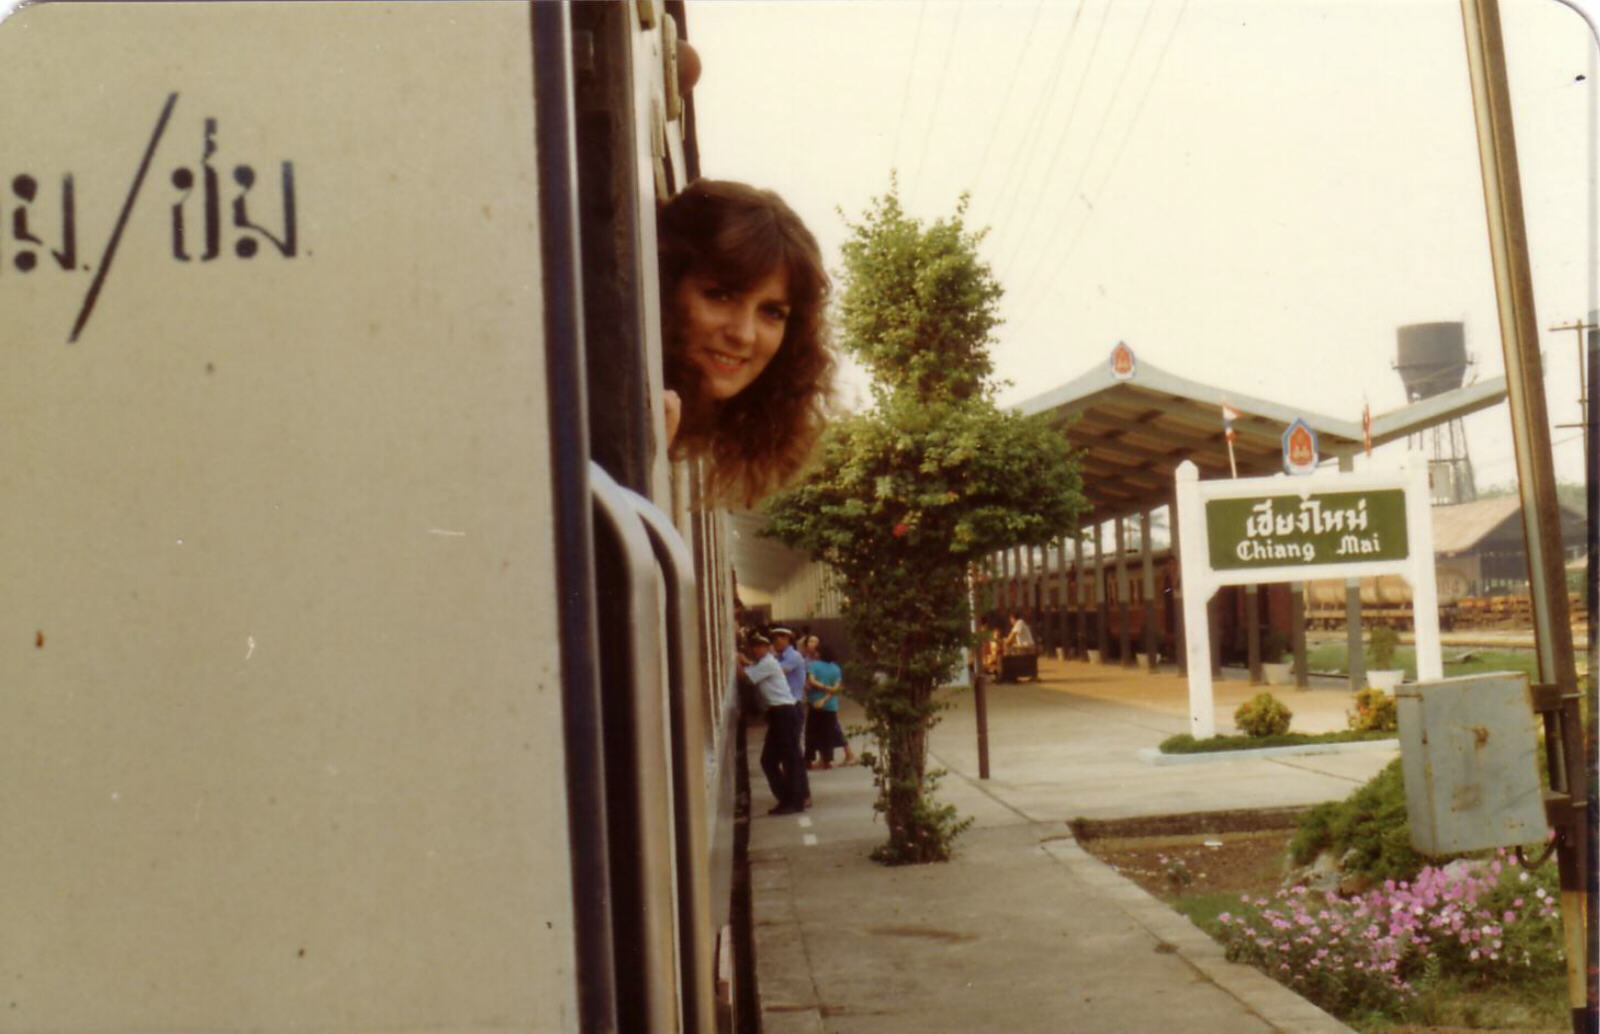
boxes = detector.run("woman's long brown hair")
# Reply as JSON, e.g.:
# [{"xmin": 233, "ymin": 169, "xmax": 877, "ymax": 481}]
[{"xmin": 659, "ymin": 180, "xmax": 833, "ymax": 506}]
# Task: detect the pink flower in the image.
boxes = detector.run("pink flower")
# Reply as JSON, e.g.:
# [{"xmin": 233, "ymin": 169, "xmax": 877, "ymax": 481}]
[{"xmin": 891, "ymin": 522, "xmax": 909, "ymax": 538}]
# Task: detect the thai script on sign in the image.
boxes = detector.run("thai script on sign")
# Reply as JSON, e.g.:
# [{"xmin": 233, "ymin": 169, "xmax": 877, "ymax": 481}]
[
  {"xmin": 1206, "ymin": 488, "xmax": 1406, "ymax": 570},
  {"xmin": 1245, "ymin": 497, "xmax": 1368, "ymax": 539}
]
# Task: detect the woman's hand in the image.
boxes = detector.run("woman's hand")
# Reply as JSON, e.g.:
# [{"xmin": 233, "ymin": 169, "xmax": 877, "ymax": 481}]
[{"xmin": 662, "ymin": 389, "xmax": 682, "ymax": 447}]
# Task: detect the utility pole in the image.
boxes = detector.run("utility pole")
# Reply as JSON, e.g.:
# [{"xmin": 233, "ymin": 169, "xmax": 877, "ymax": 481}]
[
  {"xmin": 1550, "ymin": 318, "xmax": 1596, "ymax": 472},
  {"xmin": 1459, "ymin": 2, "xmax": 1591, "ymax": 1028}
]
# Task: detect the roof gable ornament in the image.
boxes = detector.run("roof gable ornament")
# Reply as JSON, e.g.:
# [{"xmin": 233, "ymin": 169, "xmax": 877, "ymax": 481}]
[
  {"xmin": 1282, "ymin": 418, "xmax": 1319, "ymax": 476},
  {"xmin": 1108, "ymin": 341, "xmax": 1136, "ymax": 381}
]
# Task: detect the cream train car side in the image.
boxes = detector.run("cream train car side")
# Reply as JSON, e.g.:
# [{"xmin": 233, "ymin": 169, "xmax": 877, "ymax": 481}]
[{"xmin": 0, "ymin": 3, "xmax": 741, "ymax": 1032}]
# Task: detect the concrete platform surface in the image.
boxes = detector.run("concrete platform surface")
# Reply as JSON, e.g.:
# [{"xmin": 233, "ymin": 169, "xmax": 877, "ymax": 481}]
[{"xmin": 750, "ymin": 657, "xmax": 1379, "ymax": 1032}]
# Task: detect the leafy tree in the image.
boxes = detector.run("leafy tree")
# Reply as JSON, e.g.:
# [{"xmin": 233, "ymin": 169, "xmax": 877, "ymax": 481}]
[{"xmin": 763, "ymin": 184, "xmax": 1087, "ymax": 864}]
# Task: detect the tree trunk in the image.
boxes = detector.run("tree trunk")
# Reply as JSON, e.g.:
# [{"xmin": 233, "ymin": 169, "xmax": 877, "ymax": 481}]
[{"xmin": 883, "ymin": 682, "xmax": 934, "ymax": 862}]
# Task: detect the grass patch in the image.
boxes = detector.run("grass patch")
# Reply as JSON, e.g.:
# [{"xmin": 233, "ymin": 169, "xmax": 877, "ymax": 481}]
[
  {"xmin": 1352, "ymin": 973, "xmax": 1570, "ymax": 1033},
  {"xmin": 1160, "ymin": 730, "xmax": 1396, "ymax": 754},
  {"xmin": 1304, "ymin": 643, "xmax": 1538, "ymax": 681},
  {"xmin": 1169, "ymin": 889, "xmax": 1240, "ymax": 937}
]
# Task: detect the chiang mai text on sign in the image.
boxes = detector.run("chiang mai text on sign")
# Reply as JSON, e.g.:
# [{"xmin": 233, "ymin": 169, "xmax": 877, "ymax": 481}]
[{"xmin": 1205, "ymin": 489, "xmax": 1409, "ymax": 570}]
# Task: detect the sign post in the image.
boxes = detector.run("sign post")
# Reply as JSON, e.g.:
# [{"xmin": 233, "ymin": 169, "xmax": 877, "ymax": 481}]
[{"xmin": 1173, "ymin": 453, "xmax": 1440, "ymax": 738}]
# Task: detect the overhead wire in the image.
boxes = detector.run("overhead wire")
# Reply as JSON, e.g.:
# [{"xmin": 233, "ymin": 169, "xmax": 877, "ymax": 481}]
[
  {"xmin": 976, "ymin": 0, "xmax": 1090, "ymax": 259},
  {"xmin": 889, "ymin": 0, "xmax": 931, "ymax": 175},
  {"xmin": 990, "ymin": 0, "xmax": 1123, "ymax": 284},
  {"xmin": 1000, "ymin": 0, "xmax": 1160, "ymax": 293},
  {"xmin": 908, "ymin": 2, "xmax": 966, "ymax": 203},
  {"xmin": 1049, "ymin": 0, "xmax": 1190, "ymax": 272},
  {"xmin": 1005, "ymin": 0, "xmax": 1190, "ymax": 339},
  {"xmin": 965, "ymin": 0, "xmax": 1048, "ymax": 197}
]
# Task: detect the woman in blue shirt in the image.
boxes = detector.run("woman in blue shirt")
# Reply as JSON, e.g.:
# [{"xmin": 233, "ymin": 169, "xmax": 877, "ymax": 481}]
[{"xmin": 804, "ymin": 640, "xmax": 852, "ymax": 769}]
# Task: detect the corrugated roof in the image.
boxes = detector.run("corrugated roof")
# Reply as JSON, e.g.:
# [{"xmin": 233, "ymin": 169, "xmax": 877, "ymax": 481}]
[
  {"xmin": 1431, "ymin": 495, "xmax": 1524, "ymax": 555},
  {"xmin": 1431, "ymin": 495, "xmax": 1589, "ymax": 556}
]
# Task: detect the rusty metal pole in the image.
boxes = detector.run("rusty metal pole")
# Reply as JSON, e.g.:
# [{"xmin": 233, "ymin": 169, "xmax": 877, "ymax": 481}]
[
  {"xmin": 1458, "ymin": 1, "xmax": 1590, "ymax": 1025},
  {"xmin": 968, "ymin": 565, "xmax": 990, "ymax": 781},
  {"xmin": 1587, "ymin": 314, "xmax": 1598, "ymax": 1018}
]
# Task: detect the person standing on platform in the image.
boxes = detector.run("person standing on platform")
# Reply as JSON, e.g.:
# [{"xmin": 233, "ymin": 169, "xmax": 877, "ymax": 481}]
[
  {"xmin": 805, "ymin": 640, "xmax": 851, "ymax": 769},
  {"xmin": 739, "ymin": 633, "xmax": 805, "ymax": 815},
  {"xmin": 770, "ymin": 627, "xmax": 811, "ymax": 807}
]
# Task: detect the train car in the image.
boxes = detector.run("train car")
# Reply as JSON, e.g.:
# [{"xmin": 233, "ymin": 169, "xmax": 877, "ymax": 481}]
[
  {"xmin": 2, "ymin": 3, "xmax": 743, "ymax": 1033},
  {"xmin": 1304, "ymin": 574, "xmax": 1450, "ymax": 631},
  {"xmin": 989, "ymin": 546, "xmax": 1314, "ymax": 669}
]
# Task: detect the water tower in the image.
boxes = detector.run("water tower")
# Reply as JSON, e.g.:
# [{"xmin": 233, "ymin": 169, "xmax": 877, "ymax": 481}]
[{"xmin": 1395, "ymin": 321, "xmax": 1477, "ymax": 505}]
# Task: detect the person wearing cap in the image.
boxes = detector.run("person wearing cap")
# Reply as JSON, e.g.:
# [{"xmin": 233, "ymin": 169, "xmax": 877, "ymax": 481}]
[
  {"xmin": 769, "ymin": 627, "xmax": 811, "ymax": 807},
  {"xmin": 738, "ymin": 633, "xmax": 805, "ymax": 815}
]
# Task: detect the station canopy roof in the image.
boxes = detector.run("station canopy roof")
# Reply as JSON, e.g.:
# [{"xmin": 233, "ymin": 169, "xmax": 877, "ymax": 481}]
[
  {"xmin": 1015, "ymin": 353, "xmax": 1508, "ymax": 522},
  {"xmin": 731, "ymin": 350, "xmax": 1509, "ymax": 595}
]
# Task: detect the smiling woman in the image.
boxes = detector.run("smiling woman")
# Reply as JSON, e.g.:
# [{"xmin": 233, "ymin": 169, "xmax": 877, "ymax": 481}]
[{"xmin": 658, "ymin": 179, "xmax": 834, "ymax": 506}]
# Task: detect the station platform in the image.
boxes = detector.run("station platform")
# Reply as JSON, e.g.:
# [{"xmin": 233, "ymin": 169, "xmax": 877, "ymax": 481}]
[{"xmin": 750, "ymin": 656, "xmax": 1394, "ymax": 1032}]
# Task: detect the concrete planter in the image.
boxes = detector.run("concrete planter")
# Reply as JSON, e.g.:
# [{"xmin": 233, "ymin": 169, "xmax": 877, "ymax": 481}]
[
  {"xmin": 1367, "ymin": 669, "xmax": 1405, "ymax": 693},
  {"xmin": 1262, "ymin": 662, "xmax": 1294, "ymax": 686}
]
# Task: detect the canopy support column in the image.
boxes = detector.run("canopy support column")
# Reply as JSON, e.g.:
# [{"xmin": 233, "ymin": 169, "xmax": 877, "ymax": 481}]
[
  {"xmin": 1246, "ymin": 584, "xmax": 1262, "ymax": 684},
  {"xmin": 1116, "ymin": 517, "xmax": 1134, "ymax": 667},
  {"xmin": 1141, "ymin": 510, "xmax": 1159, "ymax": 672},
  {"xmin": 1291, "ymin": 582, "xmax": 1309, "ymax": 688}
]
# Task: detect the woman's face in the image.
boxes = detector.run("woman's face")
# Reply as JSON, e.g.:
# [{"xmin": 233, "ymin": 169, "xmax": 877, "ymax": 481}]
[{"xmin": 672, "ymin": 266, "xmax": 791, "ymax": 400}]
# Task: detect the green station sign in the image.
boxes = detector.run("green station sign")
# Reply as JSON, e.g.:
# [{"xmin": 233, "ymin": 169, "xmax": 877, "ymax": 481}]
[{"xmin": 1205, "ymin": 488, "xmax": 1409, "ymax": 571}]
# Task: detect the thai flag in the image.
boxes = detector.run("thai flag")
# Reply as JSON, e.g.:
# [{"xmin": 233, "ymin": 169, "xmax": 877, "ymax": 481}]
[{"xmin": 1221, "ymin": 402, "xmax": 1240, "ymax": 443}]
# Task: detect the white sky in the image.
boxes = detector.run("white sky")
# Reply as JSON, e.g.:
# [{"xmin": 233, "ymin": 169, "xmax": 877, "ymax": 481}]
[{"xmin": 687, "ymin": 0, "xmax": 1598, "ymax": 490}]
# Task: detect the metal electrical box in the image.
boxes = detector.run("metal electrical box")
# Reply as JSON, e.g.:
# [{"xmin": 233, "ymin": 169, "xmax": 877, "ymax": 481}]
[{"xmin": 1396, "ymin": 673, "xmax": 1548, "ymax": 855}]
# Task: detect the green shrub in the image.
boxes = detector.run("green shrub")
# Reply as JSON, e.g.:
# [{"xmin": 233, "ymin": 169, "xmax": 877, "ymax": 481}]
[
  {"xmin": 1348, "ymin": 687, "xmax": 1399, "ymax": 733},
  {"xmin": 1159, "ymin": 729, "xmax": 1395, "ymax": 754},
  {"xmin": 1234, "ymin": 692, "xmax": 1292, "ymax": 737},
  {"xmin": 1368, "ymin": 624, "xmax": 1401, "ymax": 669},
  {"xmin": 1261, "ymin": 629, "xmax": 1289, "ymax": 664},
  {"xmin": 1290, "ymin": 757, "xmax": 1432, "ymax": 880}
]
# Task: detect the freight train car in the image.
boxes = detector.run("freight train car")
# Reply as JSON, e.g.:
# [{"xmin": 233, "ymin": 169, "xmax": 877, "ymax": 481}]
[
  {"xmin": 2, "ymin": 4, "xmax": 745, "ymax": 1032},
  {"xmin": 1304, "ymin": 575, "xmax": 1461, "ymax": 631}
]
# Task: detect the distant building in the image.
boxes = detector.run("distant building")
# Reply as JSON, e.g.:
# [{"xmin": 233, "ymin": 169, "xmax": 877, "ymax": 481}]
[{"xmin": 1432, "ymin": 495, "xmax": 1587, "ymax": 597}]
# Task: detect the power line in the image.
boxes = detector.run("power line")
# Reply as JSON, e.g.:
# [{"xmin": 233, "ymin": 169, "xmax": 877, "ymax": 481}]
[
  {"xmin": 890, "ymin": 0, "xmax": 931, "ymax": 175},
  {"xmin": 909, "ymin": 1, "xmax": 967, "ymax": 202},
  {"xmin": 993, "ymin": 0, "xmax": 1131, "ymax": 284},
  {"xmin": 977, "ymin": 0, "xmax": 1090, "ymax": 256},
  {"xmin": 1051, "ymin": 0, "xmax": 1189, "ymax": 272},
  {"xmin": 1005, "ymin": 0, "xmax": 1190, "ymax": 336},
  {"xmin": 1001, "ymin": 0, "xmax": 1161, "ymax": 294},
  {"xmin": 966, "ymin": 0, "xmax": 1048, "ymax": 197}
]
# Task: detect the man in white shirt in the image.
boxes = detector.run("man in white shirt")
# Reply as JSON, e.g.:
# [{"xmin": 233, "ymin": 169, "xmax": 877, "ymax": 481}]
[
  {"xmin": 739, "ymin": 633, "xmax": 805, "ymax": 815},
  {"xmin": 770, "ymin": 627, "xmax": 811, "ymax": 807},
  {"xmin": 1004, "ymin": 611, "xmax": 1036, "ymax": 652}
]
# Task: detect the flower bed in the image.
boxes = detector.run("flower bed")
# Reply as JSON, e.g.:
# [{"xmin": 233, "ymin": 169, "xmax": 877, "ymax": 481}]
[{"xmin": 1214, "ymin": 849, "xmax": 1565, "ymax": 1024}]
